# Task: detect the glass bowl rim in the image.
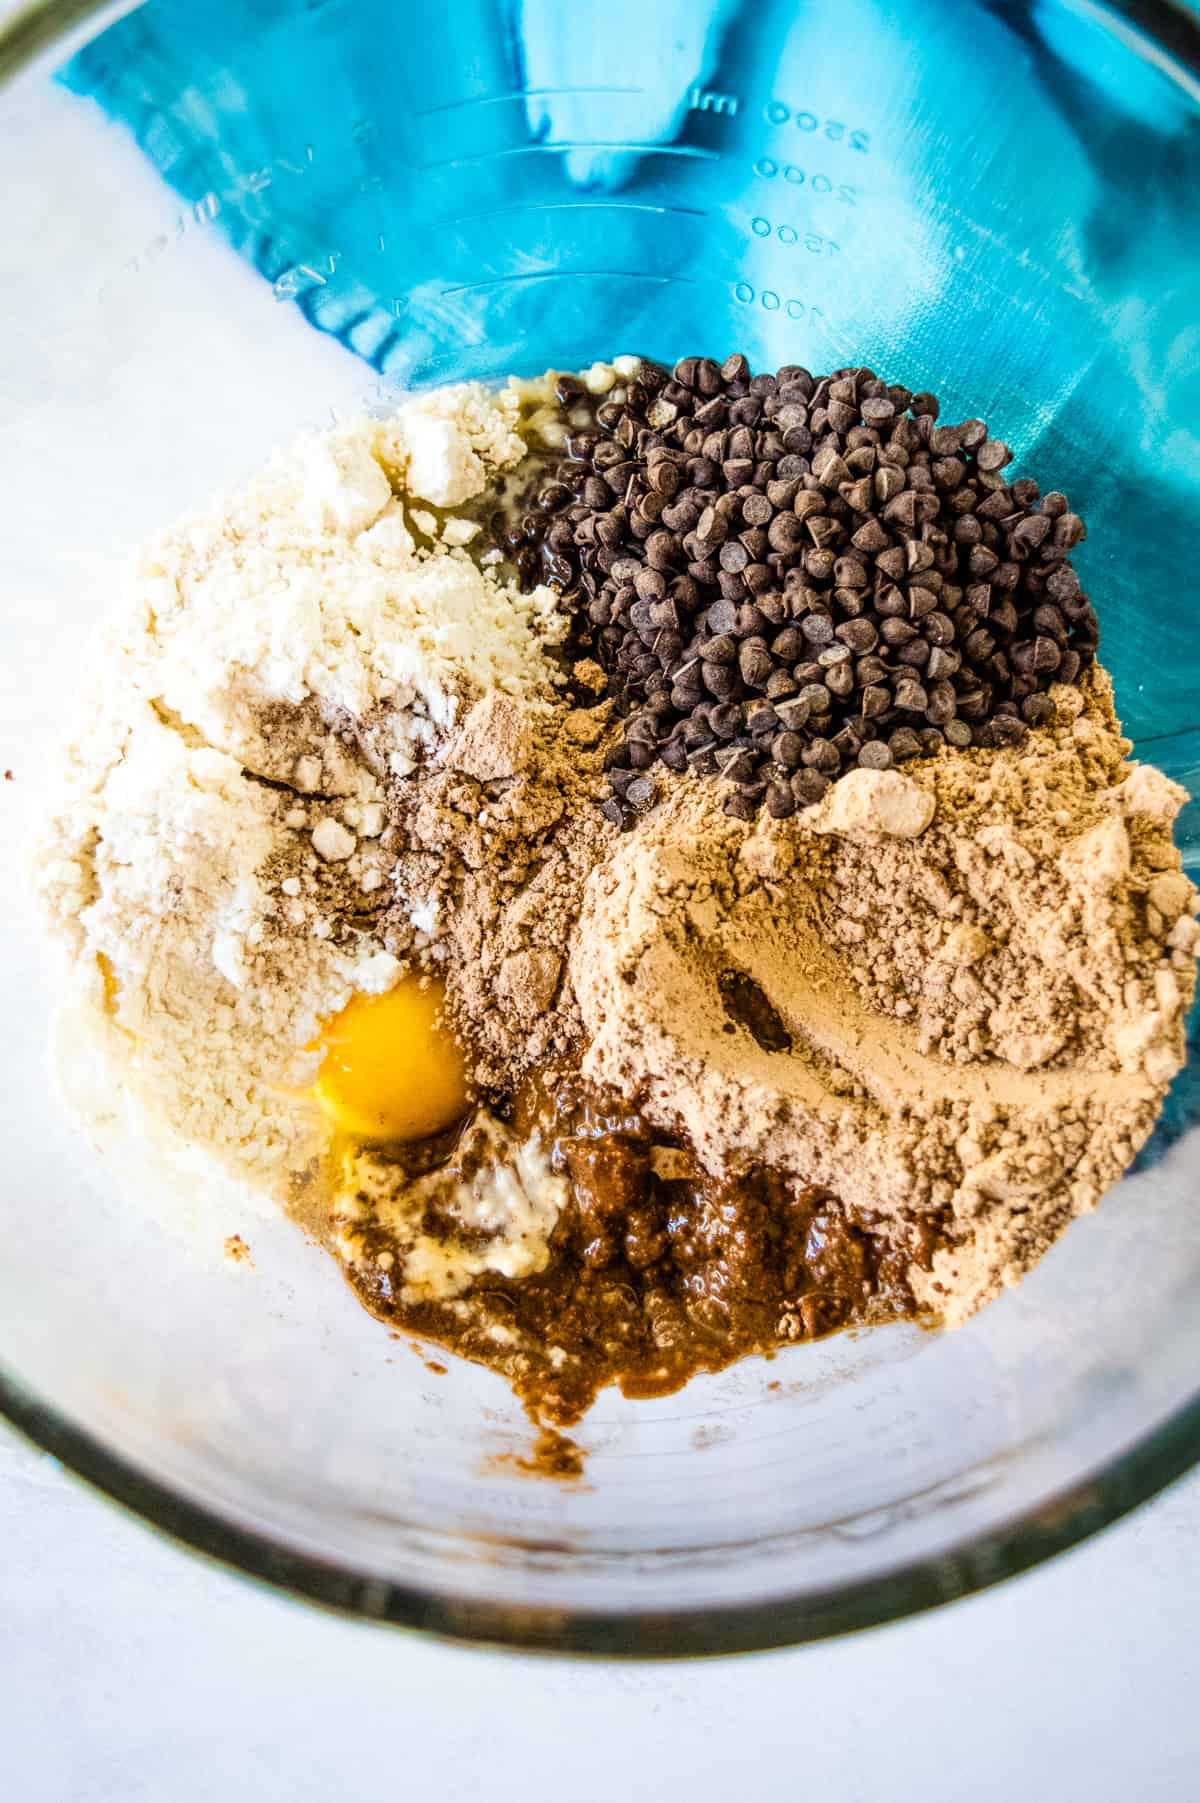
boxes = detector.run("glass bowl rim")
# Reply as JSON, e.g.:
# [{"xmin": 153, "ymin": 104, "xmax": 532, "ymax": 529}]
[{"xmin": 3, "ymin": 0, "xmax": 1200, "ymax": 1657}]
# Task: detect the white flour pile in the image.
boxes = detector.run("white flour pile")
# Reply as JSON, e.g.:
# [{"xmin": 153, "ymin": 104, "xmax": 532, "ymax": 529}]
[{"xmin": 35, "ymin": 382, "xmax": 566, "ymax": 1205}]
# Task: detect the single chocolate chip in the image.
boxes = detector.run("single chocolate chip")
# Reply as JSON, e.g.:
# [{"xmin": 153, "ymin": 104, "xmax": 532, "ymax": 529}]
[
  {"xmin": 889, "ymin": 727, "xmax": 923, "ymax": 761},
  {"xmin": 702, "ymin": 661, "xmax": 737, "ymax": 698},
  {"xmin": 767, "ymin": 513, "xmax": 808, "ymax": 554},
  {"xmin": 695, "ymin": 358, "xmax": 724, "ymax": 396},
  {"xmin": 894, "ymin": 678, "xmax": 928, "ymax": 713},
  {"xmin": 804, "ymin": 737, "xmax": 840, "ymax": 773},
  {"xmin": 989, "ymin": 713, "xmax": 1027, "ymax": 747},
  {"xmin": 838, "ymin": 617, "xmax": 878, "ymax": 653},
  {"xmin": 976, "ymin": 438, "xmax": 1012, "ymax": 472},
  {"xmin": 791, "ymin": 769, "xmax": 829, "ymax": 805},
  {"xmin": 739, "ymin": 639, "xmax": 774, "ymax": 687},
  {"xmin": 625, "ymin": 775, "xmax": 657, "ymax": 810},
  {"xmin": 858, "ymin": 741, "xmax": 893, "ymax": 770},
  {"xmin": 1021, "ymin": 692, "xmax": 1055, "ymax": 726},
  {"xmin": 709, "ymin": 702, "xmax": 742, "ymax": 738}
]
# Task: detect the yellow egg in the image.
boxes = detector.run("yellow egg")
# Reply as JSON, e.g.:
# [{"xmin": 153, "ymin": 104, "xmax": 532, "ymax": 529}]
[{"xmin": 314, "ymin": 976, "xmax": 471, "ymax": 1142}]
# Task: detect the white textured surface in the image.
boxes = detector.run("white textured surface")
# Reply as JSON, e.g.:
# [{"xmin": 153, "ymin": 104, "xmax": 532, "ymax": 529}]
[{"xmin": 1, "ymin": 1420, "xmax": 1198, "ymax": 1801}]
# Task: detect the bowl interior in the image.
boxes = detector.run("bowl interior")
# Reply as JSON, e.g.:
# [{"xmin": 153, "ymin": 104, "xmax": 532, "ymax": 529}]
[{"xmin": 1, "ymin": 0, "xmax": 1199, "ymax": 1651}]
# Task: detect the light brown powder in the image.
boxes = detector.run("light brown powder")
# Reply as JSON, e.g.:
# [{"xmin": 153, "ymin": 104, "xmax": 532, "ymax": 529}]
[
  {"xmin": 380, "ymin": 677, "xmax": 619, "ymax": 1085},
  {"xmin": 570, "ymin": 669, "xmax": 1198, "ymax": 1325}
]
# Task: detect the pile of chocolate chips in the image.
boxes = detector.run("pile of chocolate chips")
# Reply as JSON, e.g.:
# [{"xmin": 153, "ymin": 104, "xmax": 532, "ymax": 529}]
[{"xmin": 508, "ymin": 357, "xmax": 1099, "ymax": 825}]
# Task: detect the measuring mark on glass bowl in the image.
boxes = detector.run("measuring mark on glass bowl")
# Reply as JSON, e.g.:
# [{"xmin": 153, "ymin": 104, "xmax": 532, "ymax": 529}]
[
  {"xmin": 412, "ymin": 86, "xmax": 644, "ymax": 118},
  {"xmin": 415, "ymin": 141, "xmax": 720, "ymax": 173},
  {"xmin": 750, "ymin": 216, "xmax": 842, "ymax": 257},
  {"xmin": 753, "ymin": 157, "xmax": 862, "ymax": 206},
  {"xmin": 733, "ymin": 281, "xmax": 831, "ymax": 325},
  {"xmin": 425, "ymin": 200, "xmax": 709, "ymax": 232},
  {"xmin": 441, "ymin": 270, "xmax": 698, "ymax": 299},
  {"xmin": 763, "ymin": 100, "xmax": 872, "ymax": 154}
]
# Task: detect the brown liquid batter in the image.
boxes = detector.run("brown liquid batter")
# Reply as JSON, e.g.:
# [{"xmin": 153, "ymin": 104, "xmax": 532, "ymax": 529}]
[{"xmin": 332, "ymin": 1065, "xmax": 936, "ymax": 1432}]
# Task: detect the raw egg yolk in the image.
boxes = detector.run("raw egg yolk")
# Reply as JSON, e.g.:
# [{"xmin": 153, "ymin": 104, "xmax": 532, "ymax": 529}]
[{"xmin": 314, "ymin": 977, "xmax": 471, "ymax": 1142}]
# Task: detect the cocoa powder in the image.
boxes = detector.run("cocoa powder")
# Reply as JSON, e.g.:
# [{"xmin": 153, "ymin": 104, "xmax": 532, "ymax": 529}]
[
  {"xmin": 569, "ymin": 668, "xmax": 1198, "ymax": 1324},
  {"xmin": 380, "ymin": 673, "xmax": 619, "ymax": 1087}
]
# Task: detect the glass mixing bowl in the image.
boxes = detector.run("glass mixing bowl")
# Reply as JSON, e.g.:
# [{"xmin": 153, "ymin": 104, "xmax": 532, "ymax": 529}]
[{"xmin": 2, "ymin": 0, "xmax": 1199, "ymax": 1654}]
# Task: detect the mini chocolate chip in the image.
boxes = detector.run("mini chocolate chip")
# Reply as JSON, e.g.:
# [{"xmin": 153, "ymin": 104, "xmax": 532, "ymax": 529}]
[
  {"xmin": 889, "ymin": 727, "xmax": 922, "ymax": 761},
  {"xmin": 768, "ymin": 513, "xmax": 808, "ymax": 553},
  {"xmin": 1021, "ymin": 692, "xmax": 1055, "ymax": 726},
  {"xmin": 929, "ymin": 424, "xmax": 965, "ymax": 455},
  {"xmin": 858, "ymin": 741, "xmax": 893, "ymax": 770},
  {"xmin": 766, "ymin": 781, "xmax": 796, "ymax": 819},
  {"xmin": 804, "ymin": 737, "xmax": 840, "ymax": 773},
  {"xmin": 925, "ymin": 681, "xmax": 957, "ymax": 726},
  {"xmin": 791, "ymin": 769, "xmax": 829, "ymax": 805},
  {"xmin": 695, "ymin": 358, "xmax": 723, "ymax": 396},
  {"xmin": 705, "ymin": 703, "xmax": 740, "ymax": 740},
  {"xmin": 702, "ymin": 661, "xmax": 737, "ymax": 698},
  {"xmin": 1032, "ymin": 603, "xmax": 1068, "ymax": 641},
  {"xmin": 1029, "ymin": 636, "xmax": 1062, "ymax": 674},
  {"xmin": 704, "ymin": 632, "xmax": 737, "ymax": 665},
  {"xmin": 976, "ymin": 438, "xmax": 1012, "ymax": 471},
  {"xmin": 989, "ymin": 713, "xmax": 1027, "ymax": 747},
  {"xmin": 1010, "ymin": 513, "xmax": 1051, "ymax": 553},
  {"xmin": 625, "ymin": 775, "xmax": 657, "ymax": 810},
  {"xmin": 838, "ymin": 618, "xmax": 879, "ymax": 653},
  {"xmin": 735, "ymin": 603, "xmax": 769, "ymax": 637},
  {"xmin": 894, "ymin": 678, "xmax": 928, "ymax": 713},
  {"xmin": 773, "ymin": 730, "xmax": 805, "ymax": 768},
  {"xmin": 739, "ymin": 640, "xmax": 774, "ymax": 687}
]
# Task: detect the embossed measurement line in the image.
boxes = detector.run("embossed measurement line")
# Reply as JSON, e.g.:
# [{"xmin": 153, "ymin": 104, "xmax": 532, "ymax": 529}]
[
  {"xmin": 441, "ymin": 270, "xmax": 698, "ymax": 298},
  {"xmin": 413, "ymin": 85, "xmax": 644, "ymax": 118},
  {"xmin": 417, "ymin": 141, "xmax": 720, "ymax": 172},
  {"xmin": 428, "ymin": 200, "xmax": 708, "ymax": 230}
]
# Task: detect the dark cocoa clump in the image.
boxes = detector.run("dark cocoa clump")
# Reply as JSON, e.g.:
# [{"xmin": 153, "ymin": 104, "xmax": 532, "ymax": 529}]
[{"xmin": 502, "ymin": 358, "xmax": 1098, "ymax": 825}]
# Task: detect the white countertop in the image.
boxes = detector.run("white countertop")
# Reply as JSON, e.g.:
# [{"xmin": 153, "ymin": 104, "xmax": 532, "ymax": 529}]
[{"xmin": 2, "ymin": 1420, "xmax": 1196, "ymax": 1801}]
